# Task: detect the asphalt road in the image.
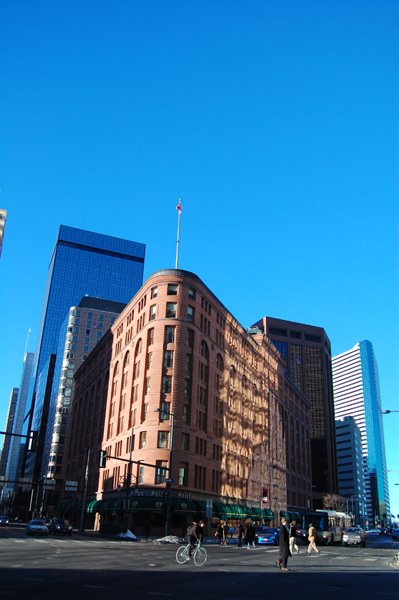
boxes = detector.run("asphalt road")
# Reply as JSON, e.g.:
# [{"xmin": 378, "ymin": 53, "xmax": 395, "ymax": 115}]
[{"xmin": 1, "ymin": 524, "xmax": 398, "ymax": 600}]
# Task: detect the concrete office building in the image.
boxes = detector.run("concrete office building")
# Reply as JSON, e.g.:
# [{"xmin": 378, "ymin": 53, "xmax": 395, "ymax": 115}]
[
  {"xmin": 335, "ymin": 416, "xmax": 367, "ymax": 525},
  {"xmin": 0, "ymin": 353, "xmax": 34, "ymax": 503},
  {"xmin": 250, "ymin": 316, "xmax": 338, "ymax": 508},
  {"xmin": 43, "ymin": 297, "xmax": 125, "ymax": 486},
  {"xmin": 0, "ymin": 388, "xmax": 19, "ymax": 505},
  {"xmin": 332, "ymin": 340, "xmax": 390, "ymax": 524},
  {"xmin": 0, "ymin": 208, "xmax": 6, "ymax": 257},
  {"xmin": 63, "ymin": 270, "xmax": 312, "ymax": 535},
  {"xmin": 23, "ymin": 225, "xmax": 145, "ymax": 487}
]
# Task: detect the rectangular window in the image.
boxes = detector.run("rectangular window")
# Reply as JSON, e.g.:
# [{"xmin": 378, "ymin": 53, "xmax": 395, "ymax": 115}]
[
  {"xmin": 138, "ymin": 465, "xmax": 144, "ymax": 484},
  {"xmin": 162, "ymin": 375, "xmax": 172, "ymax": 394},
  {"xmin": 167, "ymin": 283, "xmax": 178, "ymax": 295},
  {"xmin": 179, "ymin": 462, "xmax": 188, "ymax": 486},
  {"xmin": 188, "ymin": 287, "xmax": 196, "ymax": 299},
  {"xmin": 165, "ymin": 326, "xmax": 175, "ymax": 343},
  {"xmin": 187, "ymin": 305, "xmax": 195, "ymax": 323},
  {"xmin": 166, "ymin": 303, "xmax": 177, "ymax": 318},
  {"xmin": 182, "ymin": 404, "xmax": 189, "ymax": 424},
  {"xmin": 181, "ymin": 432, "xmax": 190, "ymax": 451},
  {"xmin": 147, "ymin": 328, "xmax": 154, "ymax": 346},
  {"xmin": 194, "ymin": 465, "xmax": 206, "ymax": 490},
  {"xmin": 151, "ymin": 286, "xmax": 158, "ymax": 299},
  {"xmin": 187, "ymin": 329, "xmax": 194, "ymax": 348},
  {"xmin": 139, "ymin": 431, "xmax": 147, "ymax": 449},
  {"xmin": 160, "ymin": 401, "xmax": 171, "ymax": 421},
  {"xmin": 157, "ymin": 431, "xmax": 169, "ymax": 448},
  {"xmin": 149, "ymin": 304, "xmax": 156, "ymax": 321},
  {"xmin": 144, "ymin": 377, "xmax": 151, "ymax": 395},
  {"xmin": 164, "ymin": 350, "xmax": 174, "ymax": 369},
  {"xmin": 155, "ymin": 461, "xmax": 167, "ymax": 484}
]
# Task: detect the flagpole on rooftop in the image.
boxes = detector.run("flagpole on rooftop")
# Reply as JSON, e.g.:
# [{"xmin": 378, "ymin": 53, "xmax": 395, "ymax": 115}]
[{"xmin": 175, "ymin": 198, "xmax": 182, "ymax": 269}]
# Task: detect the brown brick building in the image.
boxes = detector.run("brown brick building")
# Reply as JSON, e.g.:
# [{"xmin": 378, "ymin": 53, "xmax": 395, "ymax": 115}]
[{"xmin": 63, "ymin": 269, "xmax": 312, "ymax": 535}]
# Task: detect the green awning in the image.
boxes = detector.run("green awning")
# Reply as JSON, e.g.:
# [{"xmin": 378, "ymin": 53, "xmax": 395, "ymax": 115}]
[
  {"xmin": 213, "ymin": 502, "xmax": 228, "ymax": 517},
  {"xmin": 261, "ymin": 509, "xmax": 274, "ymax": 519},
  {"xmin": 223, "ymin": 504, "xmax": 246, "ymax": 518},
  {"xmin": 87, "ymin": 500, "xmax": 105, "ymax": 513},
  {"xmin": 280, "ymin": 510, "xmax": 290, "ymax": 519},
  {"xmin": 288, "ymin": 511, "xmax": 302, "ymax": 523}
]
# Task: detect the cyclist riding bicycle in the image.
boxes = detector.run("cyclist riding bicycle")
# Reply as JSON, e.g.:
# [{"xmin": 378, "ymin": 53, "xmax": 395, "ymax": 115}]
[{"xmin": 186, "ymin": 520, "xmax": 205, "ymax": 558}]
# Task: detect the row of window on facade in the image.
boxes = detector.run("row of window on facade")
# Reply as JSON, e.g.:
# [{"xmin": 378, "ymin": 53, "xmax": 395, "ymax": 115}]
[{"xmin": 102, "ymin": 461, "xmax": 222, "ymax": 492}]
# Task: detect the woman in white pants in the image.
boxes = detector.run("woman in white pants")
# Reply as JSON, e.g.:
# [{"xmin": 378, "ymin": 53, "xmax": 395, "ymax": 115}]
[{"xmin": 289, "ymin": 521, "xmax": 299, "ymax": 554}]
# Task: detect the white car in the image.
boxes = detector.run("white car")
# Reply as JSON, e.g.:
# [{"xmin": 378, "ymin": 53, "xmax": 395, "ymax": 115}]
[
  {"xmin": 342, "ymin": 527, "xmax": 366, "ymax": 547},
  {"xmin": 26, "ymin": 519, "xmax": 48, "ymax": 536}
]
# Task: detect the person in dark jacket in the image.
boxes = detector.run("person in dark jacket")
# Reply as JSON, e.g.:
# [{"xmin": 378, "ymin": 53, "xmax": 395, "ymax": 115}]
[
  {"xmin": 245, "ymin": 520, "xmax": 256, "ymax": 549},
  {"xmin": 236, "ymin": 521, "xmax": 244, "ymax": 549},
  {"xmin": 186, "ymin": 520, "xmax": 204, "ymax": 558},
  {"xmin": 215, "ymin": 521, "xmax": 224, "ymax": 546},
  {"xmin": 276, "ymin": 517, "xmax": 291, "ymax": 571}
]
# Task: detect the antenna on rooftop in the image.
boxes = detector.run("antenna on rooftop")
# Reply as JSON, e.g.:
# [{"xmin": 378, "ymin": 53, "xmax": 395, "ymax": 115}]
[
  {"xmin": 175, "ymin": 198, "xmax": 183, "ymax": 269},
  {"xmin": 24, "ymin": 327, "xmax": 32, "ymax": 358}
]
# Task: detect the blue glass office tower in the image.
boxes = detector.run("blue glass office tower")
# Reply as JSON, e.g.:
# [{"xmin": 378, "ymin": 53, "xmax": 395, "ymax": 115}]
[
  {"xmin": 333, "ymin": 340, "xmax": 390, "ymax": 525},
  {"xmin": 24, "ymin": 225, "xmax": 145, "ymax": 484}
]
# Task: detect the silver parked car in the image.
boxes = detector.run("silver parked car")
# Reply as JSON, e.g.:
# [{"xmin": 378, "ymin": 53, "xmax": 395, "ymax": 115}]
[
  {"xmin": 342, "ymin": 526, "xmax": 366, "ymax": 547},
  {"xmin": 26, "ymin": 519, "xmax": 49, "ymax": 536}
]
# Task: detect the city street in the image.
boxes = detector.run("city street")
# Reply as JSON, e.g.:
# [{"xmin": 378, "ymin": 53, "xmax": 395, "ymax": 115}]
[{"xmin": 0, "ymin": 524, "xmax": 398, "ymax": 599}]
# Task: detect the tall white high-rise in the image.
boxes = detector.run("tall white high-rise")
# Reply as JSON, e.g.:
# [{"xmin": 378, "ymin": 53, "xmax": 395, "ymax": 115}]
[{"xmin": 332, "ymin": 340, "xmax": 390, "ymax": 524}]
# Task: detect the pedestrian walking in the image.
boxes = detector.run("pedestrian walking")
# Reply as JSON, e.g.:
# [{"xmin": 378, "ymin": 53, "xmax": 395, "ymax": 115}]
[
  {"xmin": 236, "ymin": 521, "xmax": 244, "ymax": 549},
  {"xmin": 289, "ymin": 521, "xmax": 299, "ymax": 555},
  {"xmin": 307, "ymin": 523, "xmax": 320, "ymax": 555},
  {"xmin": 245, "ymin": 520, "xmax": 256, "ymax": 549},
  {"xmin": 215, "ymin": 521, "xmax": 224, "ymax": 546},
  {"xmin": 276, "ymin": 517, "xmax": 291, "ymax": 571},
  {"xmin": 223, "ymin": 522, "xmax": 229, "ymax": 546}
]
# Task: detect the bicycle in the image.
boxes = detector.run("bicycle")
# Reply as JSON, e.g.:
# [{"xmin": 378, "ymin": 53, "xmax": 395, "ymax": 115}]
[{"xmin": 176, "ymin": 541, "xmax": 207, "ymax": 566}]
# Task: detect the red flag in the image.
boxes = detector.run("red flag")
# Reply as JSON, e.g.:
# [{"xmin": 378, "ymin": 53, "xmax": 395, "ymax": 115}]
[{"xmin": 176, "ymin": 199, "xmax": 182, "ymax": 213}]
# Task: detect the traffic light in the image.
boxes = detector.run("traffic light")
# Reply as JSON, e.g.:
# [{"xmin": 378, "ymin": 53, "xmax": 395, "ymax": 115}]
[
  {"xmin": 28, "ymin": 430, "xmax": 38, "ymax": 452},
  {"xmin": 99, "ymin": 450, "xmax": 107, "ymax": 468}
]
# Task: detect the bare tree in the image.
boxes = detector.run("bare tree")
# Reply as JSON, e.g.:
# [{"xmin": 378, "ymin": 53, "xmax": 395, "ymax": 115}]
[{"xmin": 322, "ymin": 493, "xmax": 346, "ymax": 511}]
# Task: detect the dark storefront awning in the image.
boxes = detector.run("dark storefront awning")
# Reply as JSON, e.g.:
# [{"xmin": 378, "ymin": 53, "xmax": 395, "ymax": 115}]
[
  {"xmin": 171, "ymin": 498, "xmax": 198, "ymax": 513},
  {"xmin": 56, "ymin": 499, "xmax": 72, "ymax": 512},
  {"xmin": 129, "ymin": 497, "xmax": 166, "ymax": 511},
  {"xmin": 288, "ymin": 511, "xmax": 302, "ymax": 523},
  {"xmin": 261, "ymin": 509, "xmax": 274, "ymax": 519}
]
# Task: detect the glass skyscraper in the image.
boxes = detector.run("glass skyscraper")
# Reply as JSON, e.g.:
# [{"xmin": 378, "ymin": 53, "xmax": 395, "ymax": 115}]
[
  {"xmin": 24, "ymin": 225, "xmax": 146, "ymax": 484},
  {"xmin": 332, "ymin": 340, "xmax": 390, "ymax": 524}
]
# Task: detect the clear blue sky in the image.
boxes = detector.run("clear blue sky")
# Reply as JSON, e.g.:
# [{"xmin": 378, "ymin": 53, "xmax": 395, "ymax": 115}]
[{"xmin": 1, "ymin": 1, "xmax": 398, "ymax": 516}]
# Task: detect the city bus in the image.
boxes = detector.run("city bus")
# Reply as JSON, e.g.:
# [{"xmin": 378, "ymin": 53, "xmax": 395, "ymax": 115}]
[
  {"xmin": 300, "ymin": 510, "xmax": 333, "ymax": 545},
  {"xmin": 316, "ymin": 509, "xmax": 352, "ymax": 544}
]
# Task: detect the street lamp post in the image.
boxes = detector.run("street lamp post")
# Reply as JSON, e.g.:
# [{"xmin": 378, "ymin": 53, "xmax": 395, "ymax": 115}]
[{"xmin": 155, "ymin": 408, "xmax": 175, "ymax": 537}]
